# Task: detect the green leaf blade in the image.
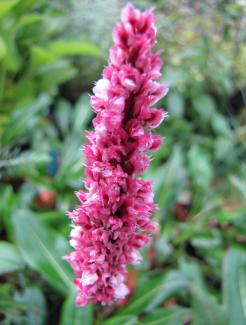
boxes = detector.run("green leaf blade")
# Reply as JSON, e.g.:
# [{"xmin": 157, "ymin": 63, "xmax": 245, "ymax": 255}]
[
  {"xmin": 12, "ymin": 210, "xmax": 73, "ymax": 295},
  {"xmin": 49, "ymin": 41, "xmax": 103, "ymax": 57},
  {"xmin": 0, "ymin": 241, "xmax": 24, "ymax": 275},
  {"xmin": 60, "ymin": 289, "xmax": 93, "ymax": 325}
]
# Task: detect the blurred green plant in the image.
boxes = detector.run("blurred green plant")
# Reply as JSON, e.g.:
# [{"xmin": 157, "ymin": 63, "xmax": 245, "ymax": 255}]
[
  {"xmin": 0, "ymin": 0, "xmax": 102, "ymax": 142},
  {"xmin": 0, "ymin": 0, "xmax": 246, "ymax": 324}
]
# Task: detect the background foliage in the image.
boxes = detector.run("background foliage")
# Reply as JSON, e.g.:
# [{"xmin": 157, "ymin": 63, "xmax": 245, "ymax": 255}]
[{"xmin": 0, "ymin": 0, "xmax": 246, "ymax": 324}]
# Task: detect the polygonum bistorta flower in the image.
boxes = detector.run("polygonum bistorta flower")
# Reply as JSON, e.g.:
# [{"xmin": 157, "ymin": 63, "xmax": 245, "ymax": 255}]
[{"xmin": 66, "ymin": 3, "xmax": 169, "ymax": 306}]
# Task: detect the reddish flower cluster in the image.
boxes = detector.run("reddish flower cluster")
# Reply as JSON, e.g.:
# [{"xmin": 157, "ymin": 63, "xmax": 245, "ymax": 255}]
[{"xmin": 66, "ymin": 3, "xmax": 168, "ymax": 306}]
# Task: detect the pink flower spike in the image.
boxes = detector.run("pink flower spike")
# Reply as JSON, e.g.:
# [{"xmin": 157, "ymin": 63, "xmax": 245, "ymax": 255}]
[{"xmin": 66, "ymin": 2, "xmax": 168, "ymax": 306}]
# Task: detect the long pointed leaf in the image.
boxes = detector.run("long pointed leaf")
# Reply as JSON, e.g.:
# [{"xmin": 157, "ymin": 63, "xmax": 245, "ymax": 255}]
[
  {"xmin": 223, "ymin": 249, "xmax": 246, "ymax": 325},
  {"xmin": 60, "ymin": 289, "xmax": 93, "ymax": 325},
  {"xmin": 12, "ymin": 210, "xmax": 72, "ymax": 295}
]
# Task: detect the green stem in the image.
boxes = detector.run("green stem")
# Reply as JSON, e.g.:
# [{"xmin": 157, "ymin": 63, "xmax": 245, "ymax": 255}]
[{"xmin": 95, "ymin": 305, "xmax": 104, "ymax": 325}]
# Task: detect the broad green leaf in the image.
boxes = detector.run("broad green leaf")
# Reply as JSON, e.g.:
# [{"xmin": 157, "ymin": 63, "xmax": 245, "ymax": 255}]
[
  {"xmin": 192, "ymin": 94, "xmax": 216, "ymax": 123},
  {"xmin": 73, "ymin": 94, "xmax": 93, "ymax": 133},
  {"xmin": 0, "ymin": 289, "xmax": 26, "ymax": 314},
  {"xmin": 54, "ymin": 100, "xmax": 72, "ymax": 136},
  {"xmin": 1, "ymin": 31, "xmax": 21, "ymax": 72},
  {"xmin": 192, "ymin": 287, "xmax": 228, "ymax": 325},
  {"xmin": 229, "ymin": 175, "xmax": 246, "ymax": 201},
  {"xmin": 102, "ymin": 315, "xmax": 137, "ymax": 325},
  {"xmin": 0, "ymin": 241, "xmax": 24, "ymax": 275},
  {"xmin": 214, "ymin": 137, "xmax": 233, "ymax": 161},
  {"xmin": 146, "ymin": 271, "xmax": 188, "ymax": 311},
  {"xmin": 13, "ymin": 0, "xmax": 41, "ymax": 13},
  {"xmin": 117, "ymin": 272, "xmax": 188, "ymax": 316},
  {"xmin": 223, "ymin": 249, "xmax": 246, "ymax": 325},
  {"xmin": 13, "ymin": 287, "xmax": 46, "ymax": 325},
  {"xmin": 188, "ymin": 145, "xmax": 212, "ymax": 191},
  {"xmin": 18, "ymin": 14, "xmax": 43, "ymax": 29},
  {"xmin": 151, "ymin": 145, "xmax": 186, "ymax": 223},
  {"xmin": 54, "ymin": 95, "xmax": 93, "ymax": 185},
  {"xmin": 37, "ymin": 60, "xmax": 76, "ymax": 91},
  {"xmin": 0, "ymin": 186, "xmax": 17, "ymax": 241},
  {"xmin": 163, "ymin": 68, "xmax": 188, "ymax": 87},
  {"xmin": 60, "ymin": 290, "xmax": 93, "ymax": 325},
  {"xmin": 55, "ymin": 132, "xmax": 82, "ymax": 186},
  {"xmin": 12, "ymin": 210, "xmax": 73, "ymax": 295},
  {"xmin": 191, "ymin": 236, "xmax": 221, "ymax": 250},
  {"xmin": 37, "ymin": 211, "xmax": 68, "ymax": 228},
  {"xmin": 0, "ymin": 151, "xmax": 49, "ymax": 169},
  {"xmin": 239, "ymin": 267, "xmax": 246, "ymax": 321},
  {"xmin": 0, "ymin": 0, "xmax": 19, "ymax": 17},
  {"xmin": 31, "ymin": 46, "xmax": 56, "ymax": 66},
  {"xmin": 49, "ymin": 41, "xmax": 102, "ymax": 57},
  {"xmin": 0, "ymin": 36, "xmax": 6, "ymax": 60},
  {"xmin": 2, "ymin": 94, "xmax": 51, "ymax": 145},
  {"xmin": 153, "ymin": 145, "xmax": 185, "ymax": 193},
  {"xmin": 140, "ymin": 306, "xmax": 191, "ymax": 325},
  {"xmin": 167, "ymin": 91, "xmax": 184, "ymax": 117},
  {"xmin": 179, "ymin": 258, "xmax": 207, "ymax": 293},
  {"xmin": 211, "ymin": 113, "xmax": 232, "ymax": 137}
]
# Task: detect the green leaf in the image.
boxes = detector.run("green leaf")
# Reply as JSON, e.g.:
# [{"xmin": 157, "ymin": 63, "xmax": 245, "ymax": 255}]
[
  {"xmin": 146, "ymin": 271, "xmax": 188, "ymax": 312},
  {"xmin": 55, "ymin": 131, "xmax": 82, "ymax": 186},
  {"xmin": 37, "ymin": 60, "xmax": 76, "ymax": 92},
  {"xmin": 54, "ymin": 99, "xmax": 72, "ymax": 136},
  {"xmin": 0, "ymin": 36, "xmax": 7, "ymax": 60},
  {"xmin": 211, "ymin": 113, "xmax": 232, "ymax": 137},
  {"xmin": 12, "ymin": 210, "xmax": 73, "ymax": 295},
  {"xmin": 13, "ymin": 287, "xmax": 46, "ymax": 325},
  {"xmin": 151, "ymin": 145, "xmax": 186, "ymax": 223},
  {"xmin": 153, "ymin": 146, "xmax": 185, "ymax": 193},
  {"xmin": 192, "ymin": 94, "xmax": 216, "ymax": 123},
  {"xmin": 188, "ymin": 145, "xmax": 212, "ymax": 191},
  {"xmin": 140, "ymin": 306, "xmax": 191, "ymax": 325},
  {"xmin": 1, "ymin": 31, "xmax": 21, "ymax": 72},
  {"xmin": 214, "ymin": 137, "xmax": 233, "ymax": 161},
  {"xmin": 0, "ymin": 241, "xmax": 24, "ymax": 275},
  {"xmin": 191, "ymin": 287, "xmax": 228, "ymax": 325},
  {"xmin": 163, "ymin": 68, "xmax": 188, "ymax": 87},
  {"xmin": 54, "ymin": 95, "xmax": 93, "ymax": 185},
  {"xmin": 117, "ymin": 272, "xmax": 188, "ymax": 316},
  {"xmin": 37, "ymin": 211, "xmax": 68, "ymax": 228},
  {"xmin": 223, "ymin": 249, "xmax": 246, "ymax": 325},
  {"xmin": 229, "ymin": 175, "xmax": 246, "ymax": 201},
  {"xmin": 102, "ymin": 315, "xmax": 137, "ymax": 325},
  {"xmin": 0, "ymin": 186, "xmax": 17, "ymax": 241},
  {"xmin": 31, "ymin": 46, "xmax": 56, "ymax": 66},
  {"xmin": 191, "ymin": 236, "xmax": 221, "ymax": 250},
  {"xmin": 0, "ymin": 0, "xmax": 19, "ymax": 17},
  {"xmin": 49, "ymin": 41, "xmax": 102, "ymax": 57},
  {"xmin": 13, "ymin": 0, "xmax": 40, "ymax": 13},
  {"xmin": 167, "ymin": 91, "xmax": 184, "ymax": 117},
  {"xmin": 18, "ymin": 14, "xmax": 43, "ymax": 29},
  {"xmin": 0, "ymin": 151, "xmax": 49, "ymax": 169},
  {"xmin": 2, "ymin": 94, "xmax": 51, "ymax": 145},
  {"xmin": 60, "ymin": 289, "xmax": 93, "ymax": 325},
  {"xmin": 239, "ymin": 267, "xmax": 246, "ymax": 321},
  {"xmin": 73, "ymin": 94, "xmax": 93, "ymax": 133},
  {"xmin": 0, "ymin": 289, "xmax": 26, "ymax": 314},
  {"xmin": 179, "ymin": 258, "xmax": 208, "ymax": 292}
]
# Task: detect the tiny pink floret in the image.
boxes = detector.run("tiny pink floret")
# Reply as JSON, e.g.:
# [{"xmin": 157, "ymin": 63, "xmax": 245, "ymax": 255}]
[{"xmin": 66, "ymin": 3, "xmax": 168, "ymax": 306}]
